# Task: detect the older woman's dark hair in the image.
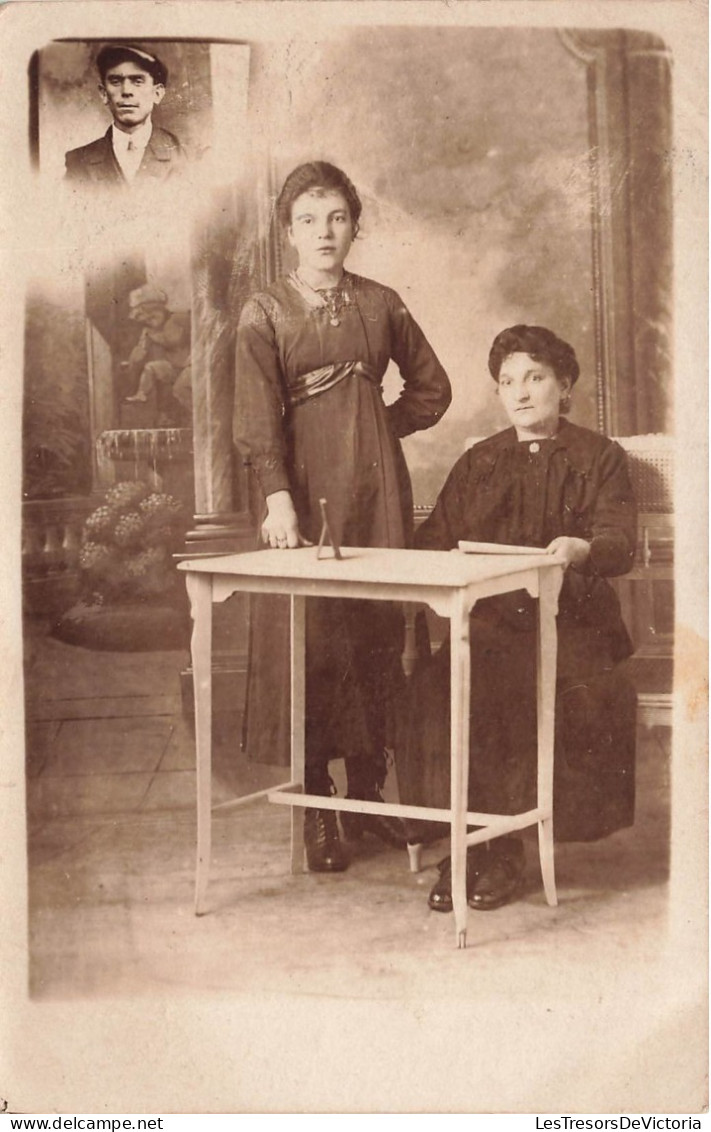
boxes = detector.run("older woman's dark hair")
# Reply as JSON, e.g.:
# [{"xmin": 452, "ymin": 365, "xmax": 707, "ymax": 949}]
[
  {"xmin": 488, "ymin": 325, "xmax": 580, "ymax": 386},
  {"xmin": 276, "ymin": 162, "xmax": 362, "ymax": 235}
]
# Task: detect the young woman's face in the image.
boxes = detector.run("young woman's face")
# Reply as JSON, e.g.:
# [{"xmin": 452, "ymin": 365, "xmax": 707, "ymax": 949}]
[
  {"xmin": 496, "ymin": 351, "xmax": 571, "ymax": 437},
  {"xmin": 287, "ymin": 190, "xmax": 354, "ymax": 275}
]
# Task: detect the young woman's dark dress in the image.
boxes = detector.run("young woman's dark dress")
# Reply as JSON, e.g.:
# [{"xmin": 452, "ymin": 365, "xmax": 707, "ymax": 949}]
[
  {"xmin": 234, "ymin": 270, "xmax": 451, "ymax": 792},
  {"xmin": 397, "ymin": 419, "xmax": 638, "ymax": 842}
]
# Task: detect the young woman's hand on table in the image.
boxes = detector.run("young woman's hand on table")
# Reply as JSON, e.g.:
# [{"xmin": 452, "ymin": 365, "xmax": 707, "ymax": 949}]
[{"xmin": 262, "ymin": 490, "xmax": 313, "ymax": 548}]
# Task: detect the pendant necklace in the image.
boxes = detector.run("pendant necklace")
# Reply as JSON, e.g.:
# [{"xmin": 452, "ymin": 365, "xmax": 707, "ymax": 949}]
[
  {"xmin": 294, "ymin": 271, "xmax": 350, "ymax": 326},
  {"xmin": 321, "ymin": 288, "xmax": 347, "ymax": 327}
]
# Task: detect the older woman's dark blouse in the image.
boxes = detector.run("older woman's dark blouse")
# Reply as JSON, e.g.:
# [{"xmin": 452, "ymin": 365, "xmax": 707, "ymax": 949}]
[{"xmin": 415, "ymin": 418, "xmax": 637, "ymax": 663}]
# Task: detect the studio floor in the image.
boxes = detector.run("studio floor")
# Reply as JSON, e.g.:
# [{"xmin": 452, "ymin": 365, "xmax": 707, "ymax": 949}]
[{"xmin": 17, "ymin": 616, "xmax": 707, "ymax": 1113}]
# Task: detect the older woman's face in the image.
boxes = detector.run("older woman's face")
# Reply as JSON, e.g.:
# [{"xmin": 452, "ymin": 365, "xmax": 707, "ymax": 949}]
[
  {"xmin": 288, "ymin": 190, "xmax": 354, "ymax": 276},
  {"xmin": 496, "ymin": 352, "xmax": 571, "ymax": 438}
]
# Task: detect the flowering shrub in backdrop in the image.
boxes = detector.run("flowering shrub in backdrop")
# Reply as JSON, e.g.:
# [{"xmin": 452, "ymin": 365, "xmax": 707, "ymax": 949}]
[{"xmin": 79, "ymin": 481, "xmax": 186, "ymax": 605}]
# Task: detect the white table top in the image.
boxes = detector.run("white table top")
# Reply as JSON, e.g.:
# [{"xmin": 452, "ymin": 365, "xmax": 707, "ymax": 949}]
[{"xmin": 178, "ymin": 545, "xmax": 564, "ymax": 590}]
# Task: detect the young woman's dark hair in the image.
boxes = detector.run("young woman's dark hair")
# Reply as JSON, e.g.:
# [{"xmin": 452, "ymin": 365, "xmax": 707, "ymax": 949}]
[
  {"xmin": 275, "ymin": 161, "xmax": 363, "ymax": 236},
  {"xmin": 488, "ymin": 325, "xmax": 580, "ymax": 387}
]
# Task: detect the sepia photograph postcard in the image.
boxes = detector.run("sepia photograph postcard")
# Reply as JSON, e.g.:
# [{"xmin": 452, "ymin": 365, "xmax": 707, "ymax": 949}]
[{"xmin": 0, "ymin": 0, "xmax": 707, "ymax": 1116}]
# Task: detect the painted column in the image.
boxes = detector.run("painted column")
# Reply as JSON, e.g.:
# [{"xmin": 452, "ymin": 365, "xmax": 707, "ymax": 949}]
[
  {"xmin": 187, "ymin": 182, "xmax": 258, "ymax": 552},
  {"xmin": 560, "ymin": 29, "xmax": 673, "ymax": 435}
]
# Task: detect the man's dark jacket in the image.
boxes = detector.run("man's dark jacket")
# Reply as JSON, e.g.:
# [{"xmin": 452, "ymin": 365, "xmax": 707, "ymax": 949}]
[{"xmin": 64, "ymin": 125, "xmax": 187, "ymax": 186}]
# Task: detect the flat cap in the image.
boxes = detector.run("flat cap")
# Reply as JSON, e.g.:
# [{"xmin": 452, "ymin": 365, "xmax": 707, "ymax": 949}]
[{"xmin": 96, "ymin": 44, "xmax": 168, "ymax": 86}]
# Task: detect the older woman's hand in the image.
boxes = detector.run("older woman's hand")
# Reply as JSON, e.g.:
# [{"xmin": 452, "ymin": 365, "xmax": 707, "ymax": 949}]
[
  {"xmin": 262, "ymin": 490, "xmax": 312, "ymax": 549},
  {"xmin": 545, "ymin": 536, "xmax": 591, "ymax": 568}
]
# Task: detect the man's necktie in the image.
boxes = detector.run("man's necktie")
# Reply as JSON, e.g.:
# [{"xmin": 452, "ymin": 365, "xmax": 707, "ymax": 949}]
[{"xmin": 124, "ymin": 138, "xmax": 141, "ymax": 182}]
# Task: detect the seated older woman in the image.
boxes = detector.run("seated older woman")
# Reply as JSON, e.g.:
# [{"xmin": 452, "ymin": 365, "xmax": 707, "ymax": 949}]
[{"xmin": 398, "ymin": 325, "xmax": 638, "ymax": 913}]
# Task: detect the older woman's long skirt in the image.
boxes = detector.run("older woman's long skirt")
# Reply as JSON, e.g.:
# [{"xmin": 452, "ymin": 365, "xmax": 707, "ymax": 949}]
[{"xmin": 397, "ymin": 610, "xmax": 637, "ymax": 842}]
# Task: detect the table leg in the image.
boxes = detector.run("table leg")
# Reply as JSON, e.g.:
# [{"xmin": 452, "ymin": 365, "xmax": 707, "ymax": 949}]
[
  {"xmin": 290, "ymin": 594, "xmax": 306, "ymax": 873},
  {"xmin": 186, "ymin": 573, "xmax": 213, "ymax": 916},
  {"xmin": 536, "ymin": 567, "xmax": 563, "ymax": 908},
  {"xmin": 450, "ymin": 592, "xmax": 471, "ymax": 948}
]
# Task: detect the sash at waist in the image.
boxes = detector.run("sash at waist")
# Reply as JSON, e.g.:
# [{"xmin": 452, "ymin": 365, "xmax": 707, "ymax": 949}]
[{"xmin": 288, "ymin": 360, "xmax": 380, "ymax": 406}]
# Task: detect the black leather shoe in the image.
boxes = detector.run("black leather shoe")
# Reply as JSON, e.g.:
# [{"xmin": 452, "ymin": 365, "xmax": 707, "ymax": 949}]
[
  {"xmin": 427, "ymin": 847, "xmax": 486, "ymax": 913},
  {"xmin": 340, "ymin": 792, "xmax": 409, "ymax": 849},
  {"xmin": 428, "ymin": 857, "xmax": 455, "ymax": 913},
  {"xmin": 304, "ymin": 808, "xmax": 349, "ymax": 873},
  {"xmin": 468, "ymin": 840, "xmax": 524, "ymax": 911}
]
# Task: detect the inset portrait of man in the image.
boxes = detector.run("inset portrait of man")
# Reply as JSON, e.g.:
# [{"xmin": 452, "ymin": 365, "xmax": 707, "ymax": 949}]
[
  {"xmin": 64, "ymin": 43, "xmax": 187, "ymax": 188},
  {"xmin": 33, "ymin": 39, "xmax": 251, "ymax": 212}
]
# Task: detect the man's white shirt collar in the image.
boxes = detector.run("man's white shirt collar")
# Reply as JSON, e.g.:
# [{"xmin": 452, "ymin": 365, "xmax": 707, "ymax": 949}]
[{"xmin": 112, "ymin": 120, "xmax": 153, "ymax": 180}]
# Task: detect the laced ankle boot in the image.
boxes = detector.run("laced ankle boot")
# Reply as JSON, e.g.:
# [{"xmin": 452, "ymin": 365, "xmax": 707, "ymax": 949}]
[{"xmin": 303, "ymin": 768, "xmax": 349, "ymax": 873}]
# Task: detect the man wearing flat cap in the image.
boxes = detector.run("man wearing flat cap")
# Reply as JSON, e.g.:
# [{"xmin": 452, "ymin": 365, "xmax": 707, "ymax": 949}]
[{"xmin": 65, "ymin": 44, "xmax": 186, "ymax": 187}]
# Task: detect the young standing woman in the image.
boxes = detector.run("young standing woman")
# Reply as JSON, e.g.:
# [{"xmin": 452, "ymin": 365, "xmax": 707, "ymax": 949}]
[{"xmin": 233, "ymin": 162, "xmax": 452, "ymax": 872}]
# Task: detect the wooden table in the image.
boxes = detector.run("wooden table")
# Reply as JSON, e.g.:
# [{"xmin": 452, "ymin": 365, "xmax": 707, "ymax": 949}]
[{"xmin": 179, "ymin": 546, "xmax": 565, "ymax": 948}]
